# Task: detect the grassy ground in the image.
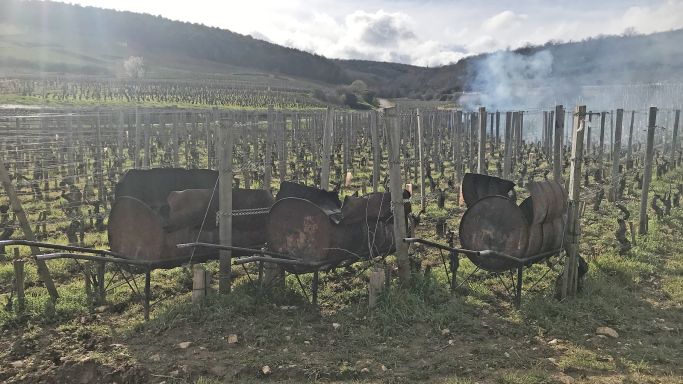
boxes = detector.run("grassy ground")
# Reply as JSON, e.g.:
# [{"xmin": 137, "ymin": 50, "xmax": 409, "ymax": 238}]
[{"xmin": 0, "ymin": 137, "xmax": 681, "ymax": 383}]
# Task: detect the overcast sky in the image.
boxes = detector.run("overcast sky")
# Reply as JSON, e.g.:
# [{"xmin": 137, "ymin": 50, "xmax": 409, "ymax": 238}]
[{"xmin": 56, "ymin": 0, "xmax": 683, "ymax": 67}]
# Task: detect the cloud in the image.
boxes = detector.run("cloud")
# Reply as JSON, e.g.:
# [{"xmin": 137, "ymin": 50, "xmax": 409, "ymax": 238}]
[
  {"xmin": 57, "ymin": 0, "xmax": 683, "ymax": 67},
  {"xmin": 256, "ymin": 8, "xmax": 464, "ymax": 66},
  {"xmin": 347, "ymin": 10, "xmax": 416, "ymax": 46},
  {"xmin": 482, "ymin": 10, "xmax": 527, "ymax": 32},
  {"xmin": 618, "ymin": 0, "xmax": 683, "ymax": 34},
  {"xmin": 467, "ymin": 35, "xmax": 498, "ymax": 53}
]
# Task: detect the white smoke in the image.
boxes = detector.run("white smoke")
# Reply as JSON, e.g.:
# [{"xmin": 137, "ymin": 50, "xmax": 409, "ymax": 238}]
[
  {"xmin": 466, "ymin": 50, "xmax": 556, "ymax": 110},
  {"xmin": 463, "ymin": 49, "xmax": 683, "ymax": 112}
]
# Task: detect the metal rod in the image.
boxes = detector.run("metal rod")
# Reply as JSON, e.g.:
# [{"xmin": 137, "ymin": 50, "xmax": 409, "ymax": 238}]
[
  {"xmin": 36, "ymin": 252, "xmax": 150, "ymax": 265},
  {"xmin": 176, "ymin": 242, "xmax": 285, "ymax": 258},
  {"xmin": 233, "ymin": 256, "xmax": 330, "ymax": 269},
  {"xmin": 404, "ymin": 238, "xmax": 562, "ymax": 267},
  {"xmin": 0, "ymin": 240, "xmax": 117, "ymax": 256}
]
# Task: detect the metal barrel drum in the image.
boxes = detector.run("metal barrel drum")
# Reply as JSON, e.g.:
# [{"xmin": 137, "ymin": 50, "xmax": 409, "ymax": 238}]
[
  {"xmin": 108, "ymin": 196, "xmax": 219, "ymax": 266},
  {"xmin": 266, "ymin": 197, "xmax": 337, "ymax": 272},
  {"xmin": 266, "ymin": 194, "xmax": 400, "ymax": 273},
  {"xmin": 108, "ymin": 168, "xmax": 273, "ymax": 267},
  {"xmin": 459, "ymin": 195, "xmax": 529, "ymax": 272},
  {"xmin": 521, "ymin": 180, "xmax": 567, "ymax": 257},
  {"xmin": 457, "ymin": 174, "xmax": 568, "ymax": 273}
]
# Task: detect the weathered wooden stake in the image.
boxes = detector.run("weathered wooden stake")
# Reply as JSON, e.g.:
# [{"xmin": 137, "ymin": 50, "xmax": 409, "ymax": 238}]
[
  {"xmin": 368, "ymin": 266, "xmax": 386, "ymax": 308},
  {"xmin": 143, "ymin": 113, "xmax": 151, "ymax": 168},
  {"xmin": 671, "ymin": 110, "xmax": 680, "ymax": 168},
  {"xmin": 417, "ymin": 109, "xmax": 426, "ymax": 212},
  {"xmin": 478, "ymin": 107, "xmax": 487, "ymax": 174},
  {"xmin": 0, "ymin": 159, "xmax": 58, "ymax": 301},
  {"xmin": 553, "ymin": 105, "xmax": 564, "ymax": 182},
  {"xmin": 95, "ymin": 109, "xmax": 104, "ymax": 205},
  {"xmin": 626, "ymin": 111, "xmax": 635, "ymax": 169},
  {"xmin": 134, "ymin": 107, "xmax": 141, "ymax": 168},
  {"xmin": 609, "ymin": 109, "xmax": 624, "ymax": 202},
  {"xmin": 639, "ymin": 107, "xmax": 657, "ymax": 235},
  {"xmin": 453, "ymin": 111, "xmax": 463, "ymax": 186},
  {"xmin": 384, "ymin": 107, "xmax": 410, "ymax": 283},
  {"xmin": 371, "ymin": 111, "xmax": 381, "ymax": 192},
  {"xmin": 192, "ymin": 264, "xmax": 207, "ymax": 303},
  {"xmin": 320, "ymin": 107, "xmax": 333, "ymax": 190},
  {"xmin": 278, "ymin": 113, "xmax": 287, "ymax": 183},
  {"xmin": 598, "ymin": 112, "xmax": 606, "ymax": 179},
  {"xmin": 503, "ymin": 112, "xmax": 513, "ymax": 179},
  {"xmin": 264, "ymin": 106, "xmax": 274, "ymax": 189},
  {"xmin": 14, "ymin": 257, "xmax": 25, "ymax": 311},
  {"xmin": 561, "ymin": 105, "xmax": 586, "ymax": 299},
  {"xmin": 218, "ymin": 117, "xmax": 234, "ymax": 293}
]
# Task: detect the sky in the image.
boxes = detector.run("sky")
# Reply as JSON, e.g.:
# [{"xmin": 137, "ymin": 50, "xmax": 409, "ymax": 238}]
[{"xmin": 54, "ymin": 0, "xmax": 683, "ymax": 67}]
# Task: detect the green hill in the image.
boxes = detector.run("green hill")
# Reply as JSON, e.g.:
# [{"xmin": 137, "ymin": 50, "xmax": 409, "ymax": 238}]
[{"xmin": 1, "ymin": 0, "xmax": 682, "ymax": 103}]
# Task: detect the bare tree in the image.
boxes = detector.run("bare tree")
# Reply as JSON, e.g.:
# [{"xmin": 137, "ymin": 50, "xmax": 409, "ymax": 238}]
[{"xmin": 124, "ymin": 56, "xmax": 146, "ymax": 79}]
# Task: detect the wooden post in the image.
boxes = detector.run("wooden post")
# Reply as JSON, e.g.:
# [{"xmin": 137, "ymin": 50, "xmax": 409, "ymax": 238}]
[
  {"xmin": 639, "ymin": 107, "xmax": 657, "ymax": 235},
  {"xmin": 0, "ymin": 159, "xmax": 58, "ymax": 301},
  {"xmin": 172, "ymin": 111, "xmax": 180, "ymax": 167},
  {"xmin": 553, "ymin": 105, "xmax": 564, "ymax": 182},
  {"xmin": 495, "ymin": 111, "xmax": 500, "ymax": 150},
  {"xmin": 370, "ymin": 111, "xmax": 380, "ymax": 192},
  {"xmin": 609, "ymin": 110, "xmax": 614, "ymax": 163},
  {"xmin": 278, "ymin": 113, "xmax": 287, "ymax": 183},
  {"xmin": 503, "ymin": 112, "xmax": 513, "ymax": 179},
  {"xmin": 609, "ymin": 109, "xmax": 624, "ymax": 202},
  {"xmin": 561, "ymin": 105, "xmax": 586, "ymax": 299},
  {"xmin": 218, "ymin": 118, "xmax": 234, "ymax": 293},
  {"xmin": 518, "ymin": 111, "xmax": 524, "ymax": 162},
  {"xmin": 541, "ymin": 111, "xmax": 549, "ymax": 155},
  {"xmin": 134, "ymin": 107, "xmax": 141, "ymax": 169},
  {"xmin": 342, "ymin": 115, "xmax": 349, "ymax": 182},
  {"xmin": 143, "ymin": 113, "xmax": 151, "ymax": 169},
  {"xmin": 489, "ymin": 112, "xmax": 495, "ymax": 157},
  {"xmin": 192, "ymin": 264, "xmax": 207, "ymax": 303},
  {"xmin": 469, "ymin": 112, "xmax": 477, "ymax": 172},
  {"xmin": 320, "ymin": 107, "xmax": 333, "ymax": 190},
  {"xmin": 384, "ymin": 107, "xmax": 410, "ymax": 283},
  {"xmin": 14, "ymin": 258, "xmax": 25, "ymax": 311},
  {"xmin": 417, "ymin": 109, "xmax": 426, "ymax": 212},
  {"xmin": 478, "ymin": 107, "xmax": 487, "ymax": 174},
  {"xmin": 264, "ymin": 106, "xmax": 274, "ymax": 190},
  {"xmin": 626, "ymin": 111, "xmax": 635, "ymax": 169},
  {"xmin": 368, "ymin": 266, "xmax": 386, "ymax": 308},
  {"xmin": 453, "ymin": 111, "xmax": 463, "ymax": 186},
  {"xmin": 116, "ymin": 111, "xmax": 124, "ymax": 175},
  {"xmin": 67, "ymin": 111, "xmax": 76, "ymax": 177},
  {"xmin": 671, "ymin": 110, "xmax": 680, "ymax": 169},
  {"xmin": 598, "ymin": 112, "xmax": 606, "ymax": 179},
  {"xmin": 95, "ymin": 109, "xmax": 104, "ymax": 205}
]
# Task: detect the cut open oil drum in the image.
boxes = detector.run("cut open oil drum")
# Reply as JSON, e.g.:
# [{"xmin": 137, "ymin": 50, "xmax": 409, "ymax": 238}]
[
  {"xmin": 266, "ymin": 197, "xmax": 335, "ymax": 272},
  {"xmin": 459, "ymin": 195, "xmax": 529, "ymax": 272},
  {"xmin": 461, "ymin": 173, "xmax": 516, "ymax": 208}
]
